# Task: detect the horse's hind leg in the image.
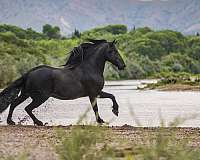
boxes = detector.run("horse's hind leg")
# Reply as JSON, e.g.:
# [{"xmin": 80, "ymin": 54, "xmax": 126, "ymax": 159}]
[
  {"xmin": 25, "ymin": 98, "xmax": 48, "ymax": 126},
  {"xmin": 7, "ymin": 93, "xmax": 29, "ymax": 125}
]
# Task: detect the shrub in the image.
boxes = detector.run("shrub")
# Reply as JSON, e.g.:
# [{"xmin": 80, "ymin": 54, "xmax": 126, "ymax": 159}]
[
  {"xmin": 104, "ymin": 63, "xmax": 120, "ymax": 80},
  {"xmin": 0, "ymin": 54, "xmax": 18, "ymax": 88},
  {"xmin": 172, "ymin": 63, "xmax": 184, "ymax": 72},
  {"xmin": 126, "ymin": 62, "xmax": 145, "ymax": 79}
]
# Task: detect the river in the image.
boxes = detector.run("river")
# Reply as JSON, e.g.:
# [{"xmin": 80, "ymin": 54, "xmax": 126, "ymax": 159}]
[{"xmin": 0, "ymin": 80, "xmax": 200, "ymax": 127}]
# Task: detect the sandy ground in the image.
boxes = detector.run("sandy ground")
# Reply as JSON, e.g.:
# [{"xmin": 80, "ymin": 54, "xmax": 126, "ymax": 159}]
[{"xmin": 1, "ymin": 125, "xmax": 200, "ymax": 160}]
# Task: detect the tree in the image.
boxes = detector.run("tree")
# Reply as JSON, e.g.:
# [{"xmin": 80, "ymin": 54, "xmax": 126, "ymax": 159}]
[
  {"xmin": 72, "ymin": 28, "xmax": 81, "ymax": 38},
  {"xmin": 145, "ymin": 30, "xmax": 185, "ymax": 55},
  {"xmin": 42, "ymin": 24, "xmax": 51, "ymax": 35},
  {"xmin": 42, "ymin": 24, "xmax": 61, "ymax": 39},
  {"xmin": 133, "ymin": 38, "xmax": 165, "ymax": 60},
  {"xmin": 161, "ymin": 52, "xmax": 199, "ymax": 73},
  {"xmin": 137, "ymin": 27, "xmax": 152, "ymax": 34},
  {"xmin": 133, "ymin": 25, "xmax": 136, "ymax": 31},
  {"xmin": 188, "ymin": 46, "xmax": 200, "ymax": 60},
  {"xmin": 91, "ymin": 24, "xmax": 127, "ymax": 35}
]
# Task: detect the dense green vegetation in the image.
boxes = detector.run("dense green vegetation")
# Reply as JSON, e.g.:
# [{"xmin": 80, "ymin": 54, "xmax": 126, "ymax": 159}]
[{"xmin": 0, "ymin": 23, "xmax": 200, "ymax": 87}]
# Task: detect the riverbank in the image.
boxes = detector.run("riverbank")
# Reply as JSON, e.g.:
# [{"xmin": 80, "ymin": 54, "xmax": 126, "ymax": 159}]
[
  {"xmin": 142, "ymin": 83, "xmax": 200, "ymax": 91},
  {"xmin": 1, "ymin": 125, "xmax": 200, "ymax": 160},
  {"xmin": 140, "ymin": 75, "xmax": 200, "ymax": 91}
]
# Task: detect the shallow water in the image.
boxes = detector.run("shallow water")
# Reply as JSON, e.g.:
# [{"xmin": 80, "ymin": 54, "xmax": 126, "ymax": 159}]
[{"xmin": 0, "ymin": 80, "xmax": 200, "ymax": 127}]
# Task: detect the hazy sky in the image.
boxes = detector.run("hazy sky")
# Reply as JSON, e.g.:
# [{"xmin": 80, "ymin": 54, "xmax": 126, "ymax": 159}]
[{"xmin": 0, "ymin": 0, "xmax": 198, "ymax": 34}]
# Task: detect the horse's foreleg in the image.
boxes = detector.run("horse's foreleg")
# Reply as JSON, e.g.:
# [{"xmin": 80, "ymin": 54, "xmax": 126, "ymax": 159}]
[
  {"xmin": 98, "ymin": 91, "xmax": 119, "ymax": 116},
  {"xmin": 89, "ymin": 96, "xmax": 104, "ymax": 123}
]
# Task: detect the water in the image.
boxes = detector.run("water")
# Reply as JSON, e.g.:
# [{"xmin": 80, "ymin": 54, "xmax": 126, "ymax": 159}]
[{"xmin": 0, "ymin": 80, "xmax": 200, "ymax": 127}]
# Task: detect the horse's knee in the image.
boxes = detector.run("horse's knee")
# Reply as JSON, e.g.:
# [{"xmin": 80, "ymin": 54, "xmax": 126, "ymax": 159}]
[
  {"xmin": 111, "ymin": 94, "xmax": 115, "ymax": 100},
  {"xmin": 25, "ymin": 105, "xmax": 32, "ymax": 113}
]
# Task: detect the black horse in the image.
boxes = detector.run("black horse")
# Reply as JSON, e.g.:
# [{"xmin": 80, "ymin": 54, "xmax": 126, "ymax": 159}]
[{"xmin": 0, "ymin": 39, "xmax": 126, "ymax": 126}]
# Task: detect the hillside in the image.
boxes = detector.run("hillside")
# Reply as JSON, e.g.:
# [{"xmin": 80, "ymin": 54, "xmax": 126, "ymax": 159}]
[
  {"xmin": 0, "ymin": 0, "xmax": 200, "ymax": 35},
  {"xmin": 0, "ymin": 24, "xmax": 200, "ymax": 87}
]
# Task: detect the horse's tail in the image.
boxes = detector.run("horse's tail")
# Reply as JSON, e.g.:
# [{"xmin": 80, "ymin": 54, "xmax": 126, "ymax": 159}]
[{"xmin": 0, "ymin": 74, "xmax": 27, "ymax": 113}]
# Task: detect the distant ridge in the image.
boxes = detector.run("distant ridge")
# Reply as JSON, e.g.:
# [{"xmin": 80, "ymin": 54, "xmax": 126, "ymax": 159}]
[{"xmin": 0, "ymin": 0, "xmax": 199, "ymax": 35}]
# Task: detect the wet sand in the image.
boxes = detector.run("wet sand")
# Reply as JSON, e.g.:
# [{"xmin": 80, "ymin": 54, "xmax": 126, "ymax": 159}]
[
  {"xmin": 1, "ymin": 125, "xmax": 200, "ymax": 159},
  {"xmin": 1, "ymin": 80, "xmax": 200, "ymax": 127}
]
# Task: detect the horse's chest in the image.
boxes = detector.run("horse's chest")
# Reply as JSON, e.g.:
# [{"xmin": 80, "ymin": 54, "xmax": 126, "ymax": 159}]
[{"xmin": 83, "ymin": 76, "xmax": 104, "ymax": 95}]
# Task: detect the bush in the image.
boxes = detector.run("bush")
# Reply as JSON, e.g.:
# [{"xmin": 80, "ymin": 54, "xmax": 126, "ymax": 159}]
[
  {"xmin": 16, "ymin": 53, "xmax": 42, "ymax": 74},
  {"xmin": 172, "ymin": 63, "xmax": 184, "ymax": 72},
  {"xmin": 0, "ymin": 32, "xmax": 18, "ymax": 44},
  {"xmin": 127, "ymin": 62, "xmax": 145, "ymax": 79},
  {"xmin": 0, "ymin": 54, "xmax": 18, "ymax": 88},
  {"xmin": 104, "ymin": 63, "xmax": 120, "ymax": 80},
  {"xmin": 139, "ymin": 56, "xmax": 157, "ymax": 76},
  {"xmin": 0, "ymin": 24, "xmax": 47, "ymax": 40}
]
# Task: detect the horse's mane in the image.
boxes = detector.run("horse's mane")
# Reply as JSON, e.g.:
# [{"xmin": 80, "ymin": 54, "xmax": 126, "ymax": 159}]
[{"xmin": 64, "ymin": 39, "xmax": 107, "ymax": 69}]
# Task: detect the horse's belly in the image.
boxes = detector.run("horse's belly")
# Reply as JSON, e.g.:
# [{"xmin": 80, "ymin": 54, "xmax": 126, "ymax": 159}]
[
  {"xmin": 52, "ymin": 91, "xmax": 86, "ymax": 100},
  {"xmin": 52, "ymin": 83, "xmax": 86, "ymax": 100}
]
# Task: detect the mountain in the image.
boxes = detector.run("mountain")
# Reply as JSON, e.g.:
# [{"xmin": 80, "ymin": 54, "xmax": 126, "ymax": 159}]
[{"xmin": 0, "ymin": 0, "xmax": 200, "ymax": 35}]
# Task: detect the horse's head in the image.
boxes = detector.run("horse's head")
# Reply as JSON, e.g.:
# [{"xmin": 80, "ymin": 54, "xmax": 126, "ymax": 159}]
[
  {"xmin": 105, "ymin": 40, "xmax": 126, "ymax": 70},
  {"xmin": 64, "ymin": 39, "xmax": 126, "ymax": 71}
]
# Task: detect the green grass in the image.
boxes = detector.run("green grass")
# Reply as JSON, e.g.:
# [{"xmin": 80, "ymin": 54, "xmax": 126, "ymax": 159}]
[{"xmin": 55, "ymin": 125, "xmax": 114, "ymax": 160}]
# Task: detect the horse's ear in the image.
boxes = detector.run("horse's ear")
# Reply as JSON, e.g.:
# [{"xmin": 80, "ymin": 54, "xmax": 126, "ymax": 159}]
[{"xmin": 111, "ymin": 40, "xmax": 117, "ymax": 46}]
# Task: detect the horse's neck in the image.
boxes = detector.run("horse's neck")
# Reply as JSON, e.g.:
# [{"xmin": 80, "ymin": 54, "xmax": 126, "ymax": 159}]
[{"xmin": 83, "ymin": 53, "xmax": 106, "ymax": 76}]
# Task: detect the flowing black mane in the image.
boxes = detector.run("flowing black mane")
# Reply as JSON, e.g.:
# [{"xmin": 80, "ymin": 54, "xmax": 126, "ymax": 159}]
[{"xmin": 64, "ymin": 39, "xmax": 107, "ymax": 68}]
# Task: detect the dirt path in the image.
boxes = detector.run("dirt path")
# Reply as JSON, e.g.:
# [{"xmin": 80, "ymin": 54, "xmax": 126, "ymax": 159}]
[{"xmin": 1, "ymin": 125, "xmax": 200, "ymax": 160}]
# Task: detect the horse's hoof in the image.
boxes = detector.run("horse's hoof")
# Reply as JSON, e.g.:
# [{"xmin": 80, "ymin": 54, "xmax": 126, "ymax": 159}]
[
  {"xmin": 7, "ymin": 120, "xmax": 15, "ymax": 125},
  {"xmin": 97, "ymin": 118, "xmax": 105, "ymax": 124},
  {"xmin": 112, "ymin": 109, "xmax": 119, "ymax": 116},
  {"xmin": 34, "ymin": 120, "xmax": 43, "ymax": 126}
]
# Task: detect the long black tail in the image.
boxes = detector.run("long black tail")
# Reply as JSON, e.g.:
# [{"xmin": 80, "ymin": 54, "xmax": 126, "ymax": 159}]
[{"xmin": 0, "ymin": 74, "xmax": 27, "ymax": 113}]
